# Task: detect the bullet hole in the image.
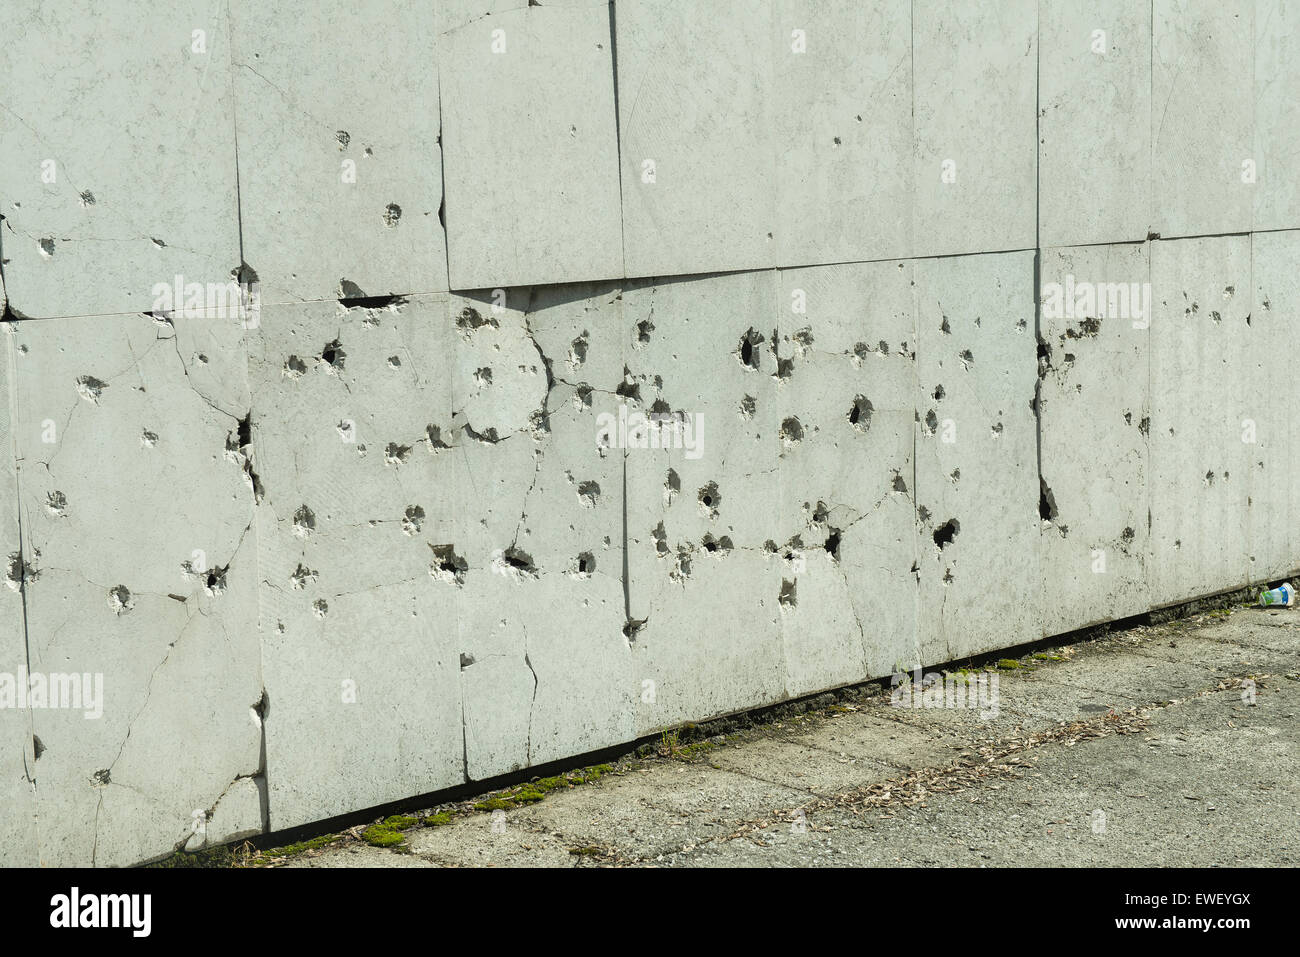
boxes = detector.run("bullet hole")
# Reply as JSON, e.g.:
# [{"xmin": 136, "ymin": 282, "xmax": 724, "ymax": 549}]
[
  {"xmin": 382, "ymin": 203, "xmax": 402, "ymax": 227},
  {"xmin": 664, "ymin": 469, "xmax": 680, "ymax": 507},
  {"xmin": 45, "ymin": 491, "xmax": 67, "ymax": 516},
  {"xmin": 811, "ymin": 501, "xmax": 829, "ymax": 525},
  {"xmin": 933, "ymin": 385, "xmax": 945, "ymax": 401},
  {"xmin": 464, "ymin": 424, "xmax": 501, "ymax": 444},
  {"xmin": 738, "ymin": 394, "xmax": 756, "ymax": 420},
  {"xmin": 426, "ymin": 424, "xmax": 451, "ymax": 449},
  {"xmin": 459, "ymin": 653, "xmax": 475, "ymax": 670},
  {"xmin": 771, "ymin": 348, "xmax": 795, "ymax": 381},
  {"xmin": 75, "ymin": 375, "xmax": 107, "ymax": 404},
  {"xmin": 1039, "ymin": 481, "xmax": 1058, "ymax": 522},
  {"xmin": 312, "ymin": 598, "xmax": 329, "ymax": 619},
  {"xmin": 943, "ymin": 568, "xmax": 954, "ymax": 585},
  {"xmin": 455, "ymin": 306, "xmax": 497, "ymax": 334},
  {"xmin": 151, "ymin": 237, "xmax": 166, "ymax": 249},
  {"xmin": 577, "ymin": 480, "xmax": 601, "ymax": 508},
  {"xmin": 780, "ymin": 416, "xmax": 803, "ymax": 446},
  {"xmin": 336, "ymin": 130, "xmax": 350, "ymax": 149},
  {"xmin": 832, "ymin": 136, "xmax": 841, "ymax": 146},
  {"xmin": 892, "ymin": 472, "xmax": 908, "ymax": 493},
  {"xmin": 1063, "ymin": 316, "xmax": 1102, "ymax": 339},
  {"xmin": 702, "ymin": 533, "xmax": 733, "ymax": 554},
  {"xmin": 204, "ymin": 564, "xmax": 228, "ymax": 596},
  {"xmin": 32, "ymin": 736, "xmax": 45, "ymax": 760},
  {"xmin": 39, "ymin": 237, "xmax": 55, "ymax": 257},
  {"xmin": 623, "ymin": 618, "xmax": 647, "ymax": 642},
  {"xmin": 289, "ymin": 563, "xmax": 317, "ymax": 590},
  {"xmin": 792, "ymin": 327, "xmax": 814, "ymax": 355},
  {"xmin": 1037, "ymin": 340, "xmax": 1052, "ymax": 368},
  {"xmin": 671, "ymin": 547, "xmax": 693, "ymax": 581},
  {"xmin": 79, "ymin": 190, "xmax": 96, "ymax": 207},
  {"xmin": 386, "ymin": 355, "xmax": 401, "ymax": 370},
  {"xmin": 615, "ymin": 366, "xmax": 641, "ymax": 402},
  {"xmin": 573, "ymin": 385, "xmax": 594, "ymax": 412},
  {"xmin": 574, "ymin": 552, "xmax": 596, "ymax": 578},
  {"xmin": 879, "ymin": 340, "xmax": 890, "ymax": 355},
  {"xmin": 1124, "ymin": 411, "xmax": 1132, "ymax": 425},
  {"xmin": 778, "ymin": 579, "xmax": 797, "ymax": 608},
  {"xmin": 851, "ymin": 342, "xmax": 870, "ymax": 365},
  {"xmin": 429, "ymin": 544, "xmax": 468, "ymax": 585},
  {"xmin": 917, "ymin": 506, "xmax": 932, "ymax": 526},
  {"xmin": 940, "ymin": 315, "xmax": 951, "ymax": 334},
  {"xmin": 293, "ymin": 505, "xmax": 316, "ymax": 537},
  {"xmin": 384, "ymin": 442, "xmax": 411, "ymax": 465},
  {"xmin": 108, "ymin": 585, "xmax": 133, "ymax": 616},
  {"xmin": 499, "ymin": 546, "xmax": 539, "ymax": 578},
  {"xmin": 1138, "ymin": 416, "xmax": 1150, "ymax": 435},
  {"xmin": 569, "ymin": 332, "xmax": 589, "ymax": 366},
  {"xmin": 698, "ymin": 482, "xmax": 720, "ymax": 519},
  {"xmin": 737, "ymin": 328, "xmax": 764, "ymax": 370},
  {"xmin": 652, "ymin": 522, "xmax": 670, "ymax": 556},
  {"xmin": 824, "ymin": 528, "xmax": 842, "ymax": 562},
  {"xmin": 950, "ymin": 468, "xmax": 960, "ymax": 484},
  {"xmin": 1121, "ymin": 527, "xmax": 1135, "ymax": 543},
  {"xmin": 1204, "ymin": 470, "xmax": 1215, "ymax": 487},
  {"xmin": 635, "ymin": 318, "xmax": 654, "ymax": 347},
  {"xmin": 932, "ymin": 519, "xmax": 959, "ymax": 549},
  {"xmin": 848, "ymin": 395, "xmax": 873, "ymax": 431},
  {"xmin": 320, "ymin": 339, "xmax": 346, "ymax": 371},
  {"xmin": 924, "ymin": 409, "xmax": 938, "ymax": 434},
  {"xmin": 958, "ymin": 349, "xmax": 974, "ymax": 369},
  {"xmin": 284, "ymin": 355, "xmax": 308, "ymax": 378},
  {"xmin": 991, "ymin": 421, "xmax": 1003, "ymax": 437},
  {"xmin": 92, "ymin": 769, "xmax": 111, "ymax": 787},
  {"xmin": 402, "ymin": 505, "xmax": 425, "ymax": 535},
  {"xmin": 1245, "ymin": 313, "xmax": 1251, "ymax": 326}
]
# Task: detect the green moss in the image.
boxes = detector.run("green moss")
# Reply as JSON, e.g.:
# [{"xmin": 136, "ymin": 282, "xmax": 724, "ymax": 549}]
[
  {"xmin": 473, "ymin": 797, "xmax": 515, "ymax": 812},
  {"xmin": 360, "ymin": 825, "xmax": 406, "ymax": 848},
  {"xmin": 383, "ymin": 814, "xmax": 420, "ymax": 829},
  {"xmin": 997, "ymin": 659, "xmax": 1023, "ymax": 670},
  {"xmin": 568, "ymin": 845, "xmax": 603, "ymax": 856},
  {"xmin": 422, "ymin": 812, "xmax": 453, "ymax": 827}
]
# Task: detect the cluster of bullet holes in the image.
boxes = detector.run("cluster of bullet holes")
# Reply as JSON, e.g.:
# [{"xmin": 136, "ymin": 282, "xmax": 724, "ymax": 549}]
[
  {"xmin": 698, "ymin": 482, "xmax": 720, "ymax": 519},
  {"xmin": 456, "ymin": 305, "xmax": 498, "ymax": 335},
  {"xmin": 429, "ymin": 544, "xmax": 468, "ymax": 586},
  {"xmin": 384, "ymin": 442, "xmax": 412, "ymax": 466},
  {"xmin": 848, "ymin": 395, "xmax": 873, "ymax": 431},
  {"xmin": 701, "ymin": 533, "xmax": 733, "ymax": 555},
  {"xmin": 932, "ymin": 519, "xmax": 959, "ymax": 550},
  {"xmin": 652, "ymin": 522, "xmax": 670, "ymax": 556}
]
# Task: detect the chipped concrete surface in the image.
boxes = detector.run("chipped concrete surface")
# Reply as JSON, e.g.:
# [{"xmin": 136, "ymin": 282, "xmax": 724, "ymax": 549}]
[
  {"xmin": 1, "ymin": 2, "xmax": 1297, "ymax": 866},
  {"xmin": 262, "ymin": 607, "xmax": 1300, "ymax": 867}
]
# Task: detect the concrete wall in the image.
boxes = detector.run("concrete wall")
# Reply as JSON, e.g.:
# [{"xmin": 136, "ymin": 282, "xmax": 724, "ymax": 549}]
[{"xmin": 1, "ymin": 0, "xmax": 1296, "ymax": 865}]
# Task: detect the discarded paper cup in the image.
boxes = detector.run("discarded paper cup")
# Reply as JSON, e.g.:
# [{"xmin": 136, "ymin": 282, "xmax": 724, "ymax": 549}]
[{"xmin": 1259, "ymin": 583, "xmax": 1295, "ymax": 607}]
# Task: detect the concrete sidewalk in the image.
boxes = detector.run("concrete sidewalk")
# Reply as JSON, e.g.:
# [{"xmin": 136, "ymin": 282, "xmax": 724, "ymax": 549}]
[{"xmin": 239, "ymin": 603, "xmax": 1298, "ymax": 868}]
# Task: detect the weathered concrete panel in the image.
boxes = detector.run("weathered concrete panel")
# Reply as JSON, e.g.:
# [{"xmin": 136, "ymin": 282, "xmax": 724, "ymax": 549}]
[
  {"xmin": 1246, "ymin": 230, "xmax": 1300, "ymax": 580},
  {"xmin": 774, "ymin": 261, "xmax": 919, "ymax": 693},
  {"xmin": 774, "ymin": 0, "xmax": 913, "ymax": 267},
  {"xmin": 1038, "ymin": 244, "xmax": 1151, "ymax": 636},
  {"xmin": 10, "ymin": 313, "xmax": 262, "ymax": 866},
  {"xmin": 1151, "ymin": 0, "xmax": 1254, "ymax": 239},
  {"xmin": 0, "ymin": 2, "xmax": 240, "ymax": 318},
  {"xmin": 440, "ymin": 6, "xmax": 623, "ymax": 288},
  {"xmin": 1254, "ymin": 0, "xmax": 1300, "ymax": 231},
  {"xmin": 1039, "ymin": 0, "xmax": 1151, "ymax": 247},
  {"xmin": 250, "ymin": 295, "xmax": 464, "ymax": 829},
  {"xmin": 230, "ymin": 1, "xmax": 447, "ymax": 304},
  {"xmin": 912, "ymin": 0, "xmax": 1037, "ymax": 258},
  {"xmin": 913, "ymin": 252, "xmax": 1040, "ymax": 662},
  {"xmin": 1149, "ymin": 236, "xmax": 1256, "ymax": 607},
  {"xmin": 616, "ymin": 1, "xmax": 778, "ymax": 278}
]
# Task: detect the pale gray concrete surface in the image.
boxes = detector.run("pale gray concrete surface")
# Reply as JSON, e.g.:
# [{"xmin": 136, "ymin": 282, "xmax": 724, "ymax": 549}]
[{"xmin": 268, "ymin": 606, "xmax": 1299, "ymax": 867}]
